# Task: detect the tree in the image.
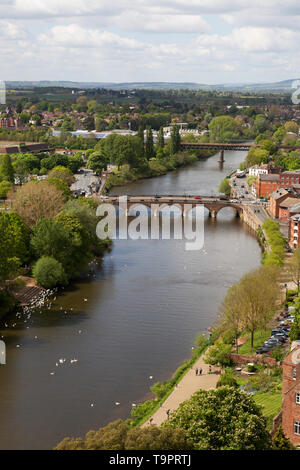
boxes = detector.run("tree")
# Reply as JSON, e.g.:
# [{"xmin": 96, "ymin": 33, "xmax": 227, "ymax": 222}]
[
  {"xmin": 284, "ymin": 121, "xmax": 299, "ymax": 135},
  {"xmin": 157, "ymin": 126, "xmax": 165, "ymax": 150},
  {"xmin": 254, "ymin": 114, "xmax": 268, "ymax": 134},
  {"xmin": 48, "ymin": 166, "xmax": 75, "ymax": 186},
  {"xmin": 137, "ymin": 125, "xmax": 144, "ymax": 145},
  {"xmin": 0, "ymin": 154, "xmax": 14, "ymax": 183},
  {"xmin": 0, "ymin": 180, "xmax": 12, "ymax": 199},
  {"xmin": 12, "ymin": 180, "xmax": 65, "ymax": 227},
  {"xmin": 55, "ymin": 420, "xmax": 193, "ymax": 450},
  {"xmin": 170, "ymin": 125, "xmax": 181, "ymax": 154},
  {"xmin": 204, "ymin": 341, "xmax": 232, "ymax": 368},
  {"xmin": 68, "ymin": 153, "xmax": 84, "ymax": 173},
  {"xmin": 47, "ymin": 177, "xmax": 71, "ymax": 199},
  {"xmin": 208, "ymin": 116, "xmax": 237, "ymax": 142},
  {"xmin": 87, "ymin": 151, "xmax": 108, "ymax": 174},
  {"xmin": 32, "ymin": 256, "xmax": 67, "ymax": 288},
  {"xmin": 125, "ymin": 426, "xmax": 193, "ymax": 450},
  {"xmin": 239, "ymin": 267, "xmax": 278, "ymax": 348},
  {"xmin": 220, "ymin": 284, "xmax": 245, "ymax": 352},
  {"xmin": 0, "ymin": 212, "xmax": 30, "ymax": 283},
  {"xmin": 288, "ymin": 248, "xmax": 300, "ymax": 293},
  {"xmin": 164, "ymin": 387, "xmax": 272, "ymax": 450},
  {"xmin": 218, "ymin": 178, "xmax": 231, "ymax": 196},
  {"xmin": 145, "ymin": 126, "xmax": 155, "ymax": 159},
  {"xmin": 273, "ymin": 427, "xmax": 294, "ymax": 450}
]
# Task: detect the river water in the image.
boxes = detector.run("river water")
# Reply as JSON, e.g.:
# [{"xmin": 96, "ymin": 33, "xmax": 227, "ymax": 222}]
[{"xmin": 0, "ymin": 150, "xmax": 261, "ymax": 449}]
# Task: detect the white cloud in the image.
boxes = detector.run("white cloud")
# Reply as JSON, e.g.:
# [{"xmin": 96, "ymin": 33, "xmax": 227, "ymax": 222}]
[{"xmin": 0, "ymin": 1, "xmax": 300, "ymax": 82}]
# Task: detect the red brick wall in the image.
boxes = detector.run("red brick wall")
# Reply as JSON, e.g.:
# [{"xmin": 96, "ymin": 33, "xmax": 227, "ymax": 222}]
[{"xmin": 230, "ymin": 354, "xmax": 277, "ymax": 366}]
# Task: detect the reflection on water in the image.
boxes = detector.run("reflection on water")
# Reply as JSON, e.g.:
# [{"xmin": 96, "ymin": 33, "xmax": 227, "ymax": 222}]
[{"xmin": 0, "ymin": 150, "xmax": 261, "ymax": 449}]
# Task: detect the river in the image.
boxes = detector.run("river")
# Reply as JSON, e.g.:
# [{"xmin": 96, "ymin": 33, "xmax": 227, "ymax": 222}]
[{"xmin": 0, "ymin": 149, "xmax": 261, "ymax": 449}]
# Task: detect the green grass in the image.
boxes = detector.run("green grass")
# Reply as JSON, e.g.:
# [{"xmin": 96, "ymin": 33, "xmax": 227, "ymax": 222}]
[
  {"xmin": 254, "ymin": 392, "xmax": 282, "ymax": 428},
  {"xmin": 238, "ymin": 328, "xmax": 271, "ymax": 355}
]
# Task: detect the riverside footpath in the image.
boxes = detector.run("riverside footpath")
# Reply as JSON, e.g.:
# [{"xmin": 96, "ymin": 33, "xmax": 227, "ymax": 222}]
[{"xmin": 142, "ymin": 355, "xmax": 220, "ymax": 427}]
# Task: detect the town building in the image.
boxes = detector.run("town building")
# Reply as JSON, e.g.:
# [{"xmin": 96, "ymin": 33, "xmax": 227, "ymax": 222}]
[
  {"xmin": 248, "ymin": 164, "xmax": 269, "ymax": 177},
  {"xmin": 289, "ymin": 215, "xmax": 300, "ymax": 249},
  {"xmin": 282, "ymin": 344, "xmax": 300, "ymax": 447},
  {"xmin": 253, "ymin": 174, "xmax": 280, "ymax": 199},
  {"xmin": 279, "ymin": 171, "xmax": 300, "ymax": 188},
  {"xmin": 269, "ymin": 189, "xmax": 290, "ymax": 218},
  {"xmin": 279, "ymin": 197, "xmax": 300, "ymax": 221}
]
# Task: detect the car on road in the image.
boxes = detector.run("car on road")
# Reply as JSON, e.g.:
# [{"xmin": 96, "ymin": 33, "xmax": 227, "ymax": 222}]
[
  {"xmin": 194, "ymin": 196, "xmax": 202, "ymax": 200},
  {"xmin": 230, "ymin": 199, "xmax": 238, "ymax": 203},
  {"xmin": 100, "ymin": 195, "xmax": 109, "ymax": 200}
]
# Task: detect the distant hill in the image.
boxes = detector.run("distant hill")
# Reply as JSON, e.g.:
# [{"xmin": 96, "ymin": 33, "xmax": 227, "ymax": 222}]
[{"xmin": 5, "ymin": 79, "xmax": 300, "ymax": 92}]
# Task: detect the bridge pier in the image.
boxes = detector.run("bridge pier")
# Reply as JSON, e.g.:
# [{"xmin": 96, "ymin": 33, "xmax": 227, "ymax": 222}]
[
  {"xmin": 218, "ymin": 150, "xmax": 225, "ymax": 163},
  {"xmin": 210, "ymin": 210, "xmax": 217, "ymax": 219}
]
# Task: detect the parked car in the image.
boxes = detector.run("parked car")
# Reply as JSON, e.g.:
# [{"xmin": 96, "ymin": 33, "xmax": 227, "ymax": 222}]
[{"xmin": 194, "ymin": 196, "xmax": 202, "ymax": 200}]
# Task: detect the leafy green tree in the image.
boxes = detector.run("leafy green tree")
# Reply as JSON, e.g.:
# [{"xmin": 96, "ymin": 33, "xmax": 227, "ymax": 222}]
[
  {"xmin": 208, "ymin": 116, "xmax": 237, "ymax": 142},
  {"xmin": 218, "ymin": 178, "xmax": 231, "ymax": 196},
  {"xmin": 33, "ymin": 256, "xmax": 67, "ymax": 288},
  {"xmin": 170, "ymin": 125, "xmax": 181, "ymax": 154},
  {"xmin": 125, "ymin": 426, "xmax": 193, "ymax": 450},
  {"xmin": 0, "ymin": 212, "xmax": 30, "ymax": 283},
  {"xmin": 87, "ymin": 151, "xmax": 108, "ymax": 174},
  {"xmin": 0, "ymin": 154, "xmax": 14, "ymax": 183},
  {"xmin": 0, "ymin": 180, "xmax": 12, "ymax": 199},
  {"xmin": 273, "ymin": 427, "xmax": 294, "ymax": 450},
  {"xmin": 137, "ymin": 125, "xmax": 144, "ymax": 144},
  {"xmin": 55, "ymin": 420, "xmax": 193, "ymax": 450},
  {"xmin": 157, "ymin": 126, "xmax": 165, "ymax": 150},
  {"xmin": 68, "ymin": 153, "xmax": 84, "ymax": 173},
  {"xmin": 164, "ymin": 387, "xmax": 272, "ymax": 450},
  {"xmin": 204, "ymin": 341, "xmax": 232, "ymax": 368},
  {"xmin": 145, "ymin": 126, "xmax": 155, "ymax": 160},
  {"xmin": 47, "ymin": 177, "xmax": 71, "ymax": 199},
  {"xmin": 254, "ymin": 114, "xmax": 268, "ymax": 134},
  {"xmin": 54, "ymin": 210, "xmax": 93, "ymax": 278},
  {"xmin": 48, "ymin": 166, "xmax": 75, "ymax": 186}
]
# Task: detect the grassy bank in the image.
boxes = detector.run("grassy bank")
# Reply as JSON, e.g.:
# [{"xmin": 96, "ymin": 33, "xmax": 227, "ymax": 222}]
[{"xmin": 104, "ymin": 150, "xmax": 215, "ymax": 193}]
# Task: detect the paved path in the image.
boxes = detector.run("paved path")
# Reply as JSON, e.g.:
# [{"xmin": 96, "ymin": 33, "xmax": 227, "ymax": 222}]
[{"xmin": 142, "ymin": 355, "xmax": 220, "ymax": 427}]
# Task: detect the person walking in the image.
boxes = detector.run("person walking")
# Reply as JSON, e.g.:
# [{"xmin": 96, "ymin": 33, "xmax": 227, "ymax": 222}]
[
  {"xmin": 199, "ymin": 368, "xmax": 202, "ymax": 375},
  {"xmin": 195, "ymin": 368, "xmax": 198, "ymax": 376},
  {"xmin": 209, "ymin": 365, "xmax": 212, "ymax": 374},
  {"xmin": 166, "ymin": 409, "xmax": 170, "ymax": 419}
]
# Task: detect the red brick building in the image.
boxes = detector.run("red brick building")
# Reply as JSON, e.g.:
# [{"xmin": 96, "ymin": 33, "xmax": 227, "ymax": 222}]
[
  {"xmin": 282, "ymin": 344, "xmax": 300, "ymax": 447},
  {"xmin": 279, "ymin": 197, "xmax": 300, "ymax": 221},
  {"xmin": 253, "ymin": 174, "xmax": 280, "ymax": 198},
  {"xmin": 269, "ymin": 189, "xmax": 289, "ymax": 218},
  {"xmin": 289, "ymin": 214, "xmax": 300, "ymax": 249},
  {"xmin": 279, "ymin": 171, "xmax": 300, "ymax": 188}
]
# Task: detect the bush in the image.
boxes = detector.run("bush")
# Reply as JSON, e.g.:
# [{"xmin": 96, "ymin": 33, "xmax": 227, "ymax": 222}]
[
  {"xmin": 0, "ymin": 180, "xmax": 12, "ymax": 199},
  {"xmin": 216, "ymin": 370, "xmax": 238, "ymax": 388},
  {"xmin": 33, "ymin": 256, "xmax": 67, "ymax": 288}
]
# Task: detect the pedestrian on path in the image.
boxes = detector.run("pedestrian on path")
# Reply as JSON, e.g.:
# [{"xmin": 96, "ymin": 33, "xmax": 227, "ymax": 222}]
[
  {"xmin": 199, "ymin": 368, "xmax": 202, "ymax": 375},
  {"xmin": 195, "ymin": 368, "xmax": 198, "ymax": 376},
  {"xmin": 209, "ymin": 365, "xmax": 212, "ymax": 374},
  {"xmin": 166, "ymin": 409, "xmax": 170, "ymax": 419},
  {"xmin": 149, "ymin": 418, "xmax": 153, "ymax": 425}
]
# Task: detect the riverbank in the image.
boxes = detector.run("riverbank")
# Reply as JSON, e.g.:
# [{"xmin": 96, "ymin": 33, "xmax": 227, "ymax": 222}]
[
  {"xmin": 104, "ymin": 149, "xmax": 216, "ymax": 193},
  {"xmin": 141, "ymin": 354, "xmax": 220, "ymax": 427}
]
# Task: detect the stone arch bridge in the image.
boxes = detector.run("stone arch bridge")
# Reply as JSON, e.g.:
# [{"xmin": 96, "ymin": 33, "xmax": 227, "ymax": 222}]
[{"xmin": 102, "ymin": 195, "xmax": 244, "ymax": 219}]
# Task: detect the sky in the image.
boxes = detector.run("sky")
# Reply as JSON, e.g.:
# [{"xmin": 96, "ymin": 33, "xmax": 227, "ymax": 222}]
[{"xmin": 1, "ymin": 0, "xmax": 300, "ymax": 84}]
